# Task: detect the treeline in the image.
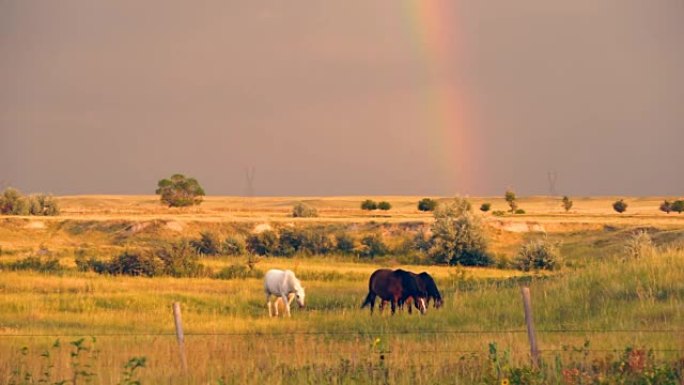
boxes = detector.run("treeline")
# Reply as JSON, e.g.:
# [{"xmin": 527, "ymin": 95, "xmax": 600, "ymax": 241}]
[{"xmin": 0, "ymin": 188, "xmax": 59, "ymax": 216}]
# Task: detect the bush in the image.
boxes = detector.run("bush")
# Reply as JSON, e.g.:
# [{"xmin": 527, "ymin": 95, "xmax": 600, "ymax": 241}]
[
  {"xmin": 155, "ymin": 174, "xmax": 205, "ymax": 207},
  {"xmin": 360, "ymin": 199, "xmax": 378, "ymax": 210},
  {"xmin": 223, "ymin": 235, "xmax": 246, "ymax": 256},
  {"xmin": 215, "ymin": 264, "xmax": 264, "ymax": 280},
  {"xmin": 75, "ymin": 256, "xmax": 109, "ymax": 274},
  {"xmin": 479, "ymin": 203, "xmax": 491, "ymax": 212},
  {"xmin": 413, "ymin": 230, "xmax": 432, "ymax": 253},
  {"xmin": 276, "ymin": 228, "xmax": 305, "ymax": 256},
  {"xmin": 0, "ymin": 188, "xmax": 26, "ymax": 215},
  {"xmin": 672, "ymin": 200, "xmax": 684, "ymax": 214},
  {"xmin": 492, "ymin": 210, "xmax": 505, "ymax": 217},
  {"xmin": 300, "ymin": 228, "xmax": 333, "ymax": 255},
  {"xmin": 515, "ymin": 238, "xmax": 561, "ymax": 271},
  {"xmin": 2, "ymin": 256, "xmax": 63, "ymax": 273},
  {"xmin": 514, "ymin": 209, "xmax": 526, "ymax": 214},
  {"xmin": 156, "ymin": 241, "xmax": 208, "ymax": 277},
  {"xmin": 246, "ymin": 230, "xmax": 278, "ymax": 256},
  {"xmin": 659, "ymin": 200, "xmax": 672, "ymax": 214},
  {"xmin": 624, "ymin": 230, "xmax": 655, "ymax": 259},
  {"xmin": 377, "ymin": 201, "xmax": 391, "ymax": 211},
  {"xmin": 417, "ymin": 198, "xmax": 437, "ymax": 212},
  {"xmin": 335, "ymin": 233, "xmax": 356, "ymax": 254},
  {"xmin": 108, "ymin": 251, "xmax": 162, "ymax": 277},
  {"xmin": 613, "ymin": 199, "xmax": 628, "ymax": 214},
  {"xmin": 191, "ymin": 231, "xmax": 223, "ymax": 256},
  {"xmin": 29, "ymin": 194, "xmax": 60, "ymax": 216},
  {"xmin": 292, "ymin": 202, "xmax": 318, "ymax": 218},
  {"xmin": 428, "ymin": 197, "xmax": 491, "ymax": 266},
  {"xmin": 360, "ymin": 233, "xmax": 388, "ymax": 258}
]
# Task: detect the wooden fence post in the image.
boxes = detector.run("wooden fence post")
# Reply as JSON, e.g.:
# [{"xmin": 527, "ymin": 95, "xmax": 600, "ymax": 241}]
[
  {"xmin": 173, "ymin": 302, "xmax": 188, "ymax": 374},
  {"xmin": 520, "ymin": 286, "xmax": 540, "ymax": 368}
]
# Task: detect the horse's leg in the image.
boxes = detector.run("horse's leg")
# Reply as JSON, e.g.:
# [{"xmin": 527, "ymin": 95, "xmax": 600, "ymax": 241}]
[
  {"xmin": 407, "ymin": 297, "xmax": 413, "ymax": 314},
  {"xmin": 282, "ymin": 294, "xmax": 291, "ymax": 317},
  {"xmin": 390, "ymin": 299, "xmax": 397, "ymax": 315},
  {"xmin": 266, "ymin": 293, "xmax": 273, "ymax": 317}
]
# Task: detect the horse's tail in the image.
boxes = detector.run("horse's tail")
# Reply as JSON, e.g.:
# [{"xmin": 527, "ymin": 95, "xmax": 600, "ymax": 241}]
[{"xmin": 361, "ymin": 292, "xmax": 374, "ymax": 309}]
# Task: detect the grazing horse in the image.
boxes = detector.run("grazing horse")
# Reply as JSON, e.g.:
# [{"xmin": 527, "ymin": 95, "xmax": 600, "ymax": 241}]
[
  {"xmin": 361, "ymin": 269, "xmax": 427, "ymax": 315},
  {"xmin": 400, "ymin": 272, "xmax": 443, "ymax": 313},
  {"xmin": 264, "ymin": 269, "xmax": 305, "ymax": 317},
  {"xmin": 418, "ymin": 272, "xmax": 443, "ymax": 308}
]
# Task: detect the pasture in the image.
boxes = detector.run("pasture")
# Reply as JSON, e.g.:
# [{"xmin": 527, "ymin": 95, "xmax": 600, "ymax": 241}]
[{"xmin": 1, "ymin": 195, "xmax": 683, "ymax": 384}]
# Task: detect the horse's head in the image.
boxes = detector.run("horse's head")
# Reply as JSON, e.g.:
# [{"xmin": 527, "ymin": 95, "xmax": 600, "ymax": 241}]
[
  {"xmin": 294, "ymin": 286, "xmax": 306, "ymax": 308},
  {"xmin": 413, "ymin": 295, "xmax": 427, "ymax": 315},
  {"xmin": 433, "ymin": 297, "xmax": 443, "ymax": 309}
]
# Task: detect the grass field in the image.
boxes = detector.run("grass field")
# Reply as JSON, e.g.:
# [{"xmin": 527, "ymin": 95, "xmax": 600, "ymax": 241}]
[{"xmin": 1, "ymin": 195, "xmax": 683, "ymax": 384}]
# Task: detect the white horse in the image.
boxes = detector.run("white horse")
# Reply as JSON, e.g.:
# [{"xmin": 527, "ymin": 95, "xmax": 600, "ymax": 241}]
[{"xmin": 264, "ymin": 269, "xmax": 306, "ymax": 317}]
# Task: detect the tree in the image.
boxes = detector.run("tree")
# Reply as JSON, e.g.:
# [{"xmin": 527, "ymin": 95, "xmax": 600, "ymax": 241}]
[
  {"xmin": 417, "ymin": 198, "xmax": 437, "ymax": 212},
  {"xmin": 479, "ymin": 203, "xmax": 491, "ymax": 212},
  {"xmin": 671, "ymin": 200, "xmax": 684, "ymax": 214},
  {"xmin": 612, "ymin": 199, "xmax": 628, "ymax": 214},
  {"xmin": 361, "ymin": 199, "xmax": 378, "ymax": 210},
  {"xmin": 378, "ymin": 201, "xmax": 391, "ymax": 211},
  {"xmin": 428, "ymin": 197, "xmax": 491, "ymax": 266},
  {"xmin": 504, "ymin": 189, "xmax": 518, "ymax": 213},
  {"xmin": 155, "ymin": 174, "xmax": 205, "ymax": 207},
  {"xmin": 660, "ymin": 200, "xmax": 672, "ymax": 214},
  {"xmin": 562, "ymin": 196, "xmax": 573, "ymax": 212}
]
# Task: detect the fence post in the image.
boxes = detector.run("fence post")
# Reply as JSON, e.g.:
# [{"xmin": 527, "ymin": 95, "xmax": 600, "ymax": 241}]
[
  {"xmin": 173, "ymin": 302, "xmax": 188, "ymax": 374},
  {"xmin": 520, "ymin": 286, "xmax": 540, "ymax": 368}
]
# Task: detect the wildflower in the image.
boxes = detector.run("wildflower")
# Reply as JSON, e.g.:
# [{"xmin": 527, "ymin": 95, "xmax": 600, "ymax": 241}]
[{"xmin": 501, "ymin": 379, "xmax": 510, "ymax": 385}]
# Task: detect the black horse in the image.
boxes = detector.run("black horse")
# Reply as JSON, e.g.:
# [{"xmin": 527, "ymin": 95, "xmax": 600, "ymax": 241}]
[
  {"xmin": 361, "ymin": 269, "xmax": 427, "ymax": 315},
  {"xmin": 417, "ymin": 272, "xmax": 443, "ymax": 308}
]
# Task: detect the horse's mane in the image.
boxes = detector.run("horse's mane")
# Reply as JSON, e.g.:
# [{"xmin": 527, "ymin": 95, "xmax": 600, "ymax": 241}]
[{"xmin": 283, "ymin": 270, "xmax": 302, "ymax": 290}]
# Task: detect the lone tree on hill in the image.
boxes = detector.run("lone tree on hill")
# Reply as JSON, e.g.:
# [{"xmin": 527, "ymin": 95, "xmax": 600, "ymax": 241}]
[
  {"xmin": 156, "ymin": 174, "xmax": 205, "ymax": 207},
  {"xmin": 612, "ymin": 199, "xmax": 628, "ymax": 214},
  {"xmin": 417, "ymin": 198, "xmax": 437, "ymax": 212},
  {"xmin": 479, "ymin": 203, "xmax": 491, "ymax": 212},
  {"xmin": 504, "ymin": 189, "xmax": 518, "ymax": 212},
  {"xmin": 660, "ymin": 200, "xmax": 672, "ymax": 214},
  {"xmin": 378, "ymin": 201, "xmax": 391, "ymax": 211},
  {"xmin": 562, "ymin": 196, "xmax": 573, "ymax": 212}
]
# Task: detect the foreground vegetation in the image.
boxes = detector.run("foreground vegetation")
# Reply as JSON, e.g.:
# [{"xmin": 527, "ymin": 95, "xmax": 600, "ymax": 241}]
[{"xmin": 1, "ymin": 195, "xmax": 683, "ymax": 384}]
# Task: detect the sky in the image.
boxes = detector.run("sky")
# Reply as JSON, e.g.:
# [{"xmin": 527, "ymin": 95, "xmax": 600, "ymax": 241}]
[{"xmin": 1, "ymin": 0, "xmax": 683, "ymax": 197}]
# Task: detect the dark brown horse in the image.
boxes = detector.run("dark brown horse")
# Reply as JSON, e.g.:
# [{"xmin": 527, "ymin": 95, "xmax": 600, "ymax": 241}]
[
  {"xmin": 400, "ymin": 272, "xmax": 443, "ymax": 312},
  {"xmin": 361, "ymin": 269, "xmax": 427, "ymax": 315}
]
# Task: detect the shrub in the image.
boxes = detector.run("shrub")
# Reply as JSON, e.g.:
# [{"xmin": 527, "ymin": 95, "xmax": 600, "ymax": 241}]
[
  {"xmin": 360, "ymin": 199, "xmax": 378, "ymax": 210},
  {"xmin": 428, "ymin": 197, "xmax": 491, "ymax": 266},
  {"xmin": 300, "ymin": 228, "xmax": 332, "ymax": 255},
  {"xmin": 413, "ymin": 230, "xmax": 432, "ymax": 253},
  {"xmin": 155, "ymin": 174, "xmax": 205, "ymax": 207},
  {"xmin": 377, "ymin": 201, "xmax": 391, "ymax": 211},
  {"xmin": 672, "ymin": 200, "xmax": 684, "ymax": 214},
  {"xmin": 613, "ymin": 199, "xmax": 628, "ymax": 214},
  {"xmin": 624, "ymin": 230, "xmax": 655, "ymax": 259},
  {"xmin": 0, "ymin": 188, "xmax": 26, "ymax": 215},
  {"xmin": 292, "ymin": 202, "xmax": 318, "ymax": 218},
  {"xmin": 562, "ymin": 196, "xmax": 573, "ymax": 212},
  {"xmin": 515, "ymin": 238, "xmax": 561, "ymax": 271},
  {"xmin": 514, "ymin": 209, "xmax": 526, "ymax": 214},
  {"xmin": 215, "ymin": 264, "xmax": 264, "ymax": 280},
  {"xmin": 156, "ymin": 241, "xmax": 208, "ymax": 277},
  {"xmin": 2, "ymin": 256, "xmax": 63, "ymax": 273},
  {"xmin": 75, "ymin": 256, "xmax": 109, "ymax": 274},
  {"xmin": 417, "ymin": 198, "xmax": 438, "ymax": 212},
  {"xmin": 505, "ymin": 189, "xmax": 518, "ymax": 212},
  {"xmin": 223, "ymin": 235, "xmax": 246, "ymax": 256},
  {"xmin": 335, "ymin": 233, "xmax": 356, "ymax": 254},
  {"xmin": 277, "ymin": 227, "xmax": 305, "ymax": 256},
  {"xmin": 191, "ymin": 231, "xmax": 223, "ymax": 256},
  {"xmin": 108, "ymin": 251, "xmax": 162, "ymax": 277},
  {"xmin": 479, "ymin": 203, "xmax": 491, "ymax": 212},
  {"xmin": 246, "ymin": 230, "xmax": 278, "ymax": 256},
  {"xmin": 492, "ymin": 210, "xmax": 505, "ymax": 217},
  {"xmin": 360, "ymin": 233, "xmax": 388, "ymax": 258}
]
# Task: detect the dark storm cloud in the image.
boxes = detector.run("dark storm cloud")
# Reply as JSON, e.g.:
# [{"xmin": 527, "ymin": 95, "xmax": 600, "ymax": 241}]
[{"xmin": 1, "ymin": 1, "xmax": 682, "ymax": 196}]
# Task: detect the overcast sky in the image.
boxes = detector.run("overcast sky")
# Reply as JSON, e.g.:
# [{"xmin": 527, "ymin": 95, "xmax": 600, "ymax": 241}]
[{"xmin": 1, "ymin": 1, "xmax": 682, "ymax": 196}]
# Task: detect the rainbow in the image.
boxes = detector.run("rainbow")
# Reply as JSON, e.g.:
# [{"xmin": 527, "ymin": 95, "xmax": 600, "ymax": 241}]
[{"xmin": 402, "ymin": 0, "xmax": 480, "ymax": 194}]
